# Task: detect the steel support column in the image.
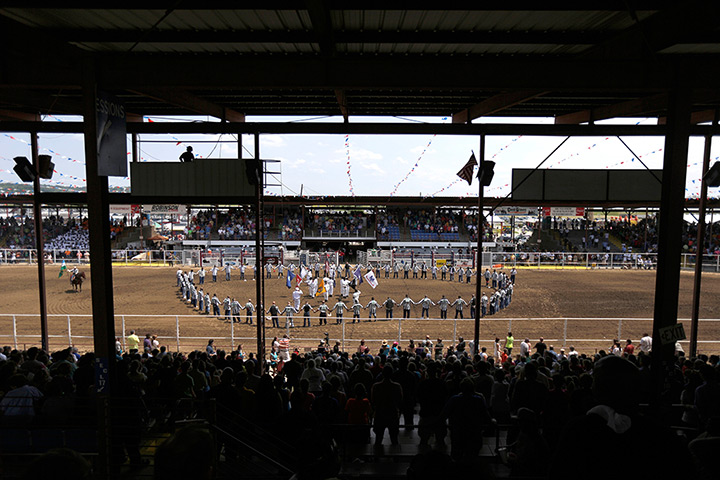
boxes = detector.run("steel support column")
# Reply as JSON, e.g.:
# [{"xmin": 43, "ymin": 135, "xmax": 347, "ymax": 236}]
[
  {"xmin": 30, "ymin": 133, "xmax": 49, "ymax": 352},
  {"xmin": 690, "ymin": 123, "xmax": 717, "ymax": 357},
  {"xmin": 83, "ymin": 69, "xmax": 117, "ymax": 369},
  {"xmin": 254, "ymin": 132, "xmax": 266, "ymax": 372},
  {"xmin": 474, "ymin": 134, "xmax": 485, "ymax": 357},
  {"xmin": 651, "ymin": 89, "xmax": 691, "ymax": 402},
  {"xmin": 83, "ymin": 60, "xmax": 117, "ymax": 478}
]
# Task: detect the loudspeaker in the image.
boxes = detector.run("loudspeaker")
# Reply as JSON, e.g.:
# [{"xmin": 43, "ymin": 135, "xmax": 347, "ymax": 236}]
[
  {"xmin": 38, "ymin": 154, "xmax": 54, "ymax": 179},
  {"xmin": 13, "ymin": 156, "xmax": 36, "ymax": 182},
  {"xmin": 705, "ymin": 162, "xmax": 720, "ymax": 187},
  {"xmin": 479, "ymin": 160, "xmax": 495, "ymax": 187},
  {"xmin": 245, "ymin": 158, "xmax": 261, "ymax": 185}
]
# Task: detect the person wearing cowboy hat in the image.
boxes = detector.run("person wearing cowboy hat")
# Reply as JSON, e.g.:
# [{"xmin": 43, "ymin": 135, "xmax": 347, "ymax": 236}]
[{"xmin": 379, "ymin": 340, "xmax": 389, "ymax": 357}]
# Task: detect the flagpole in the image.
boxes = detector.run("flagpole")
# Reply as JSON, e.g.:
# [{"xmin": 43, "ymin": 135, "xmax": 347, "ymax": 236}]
[{"xmin": 474, "ymin": 136, "xmax": 485, "ymax": 357}]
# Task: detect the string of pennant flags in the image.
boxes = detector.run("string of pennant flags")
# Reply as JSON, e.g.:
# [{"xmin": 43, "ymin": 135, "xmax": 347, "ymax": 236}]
[
  {"xmin": 0, "ymin": 123, "xmax": 718, "ymax": 199},
  {"xmin": 388, "ymin": 117, "xmax": 450, "ymax": 197},
  {"xmin": 389, "ymin": 134, "xmax": 436, "ymax": 197},
  {"xmin": 344, "ymin": 135, "xmax": 356, "ymax": 197}
]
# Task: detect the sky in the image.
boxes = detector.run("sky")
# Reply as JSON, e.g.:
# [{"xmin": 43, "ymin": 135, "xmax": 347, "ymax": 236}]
[{"xmin": 1, "ymin": 114, "xmax": 719, "ymax": 202}]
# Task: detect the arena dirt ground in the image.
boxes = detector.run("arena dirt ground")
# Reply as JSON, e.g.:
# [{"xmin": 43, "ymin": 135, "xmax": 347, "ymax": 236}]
[{"xmin": 1, "ymin": 265, "xmax": 720, "ymax": 356}]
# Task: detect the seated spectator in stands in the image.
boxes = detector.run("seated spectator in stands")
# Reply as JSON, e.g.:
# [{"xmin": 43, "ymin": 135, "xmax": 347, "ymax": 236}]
[{"xmin": 0, "ymin": 373, "xmax": 43, "ymax": 423}]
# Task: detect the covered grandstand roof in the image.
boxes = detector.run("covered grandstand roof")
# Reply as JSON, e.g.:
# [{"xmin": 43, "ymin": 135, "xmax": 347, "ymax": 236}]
[{"xmin": 1, "ymin": 2, "xmax": 719, "ymax": 122}]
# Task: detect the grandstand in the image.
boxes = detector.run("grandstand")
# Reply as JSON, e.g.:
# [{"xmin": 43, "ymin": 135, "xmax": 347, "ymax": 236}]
[{"xmin": 2, "ymin": 3, "xmax": 720, "ymax": 480}]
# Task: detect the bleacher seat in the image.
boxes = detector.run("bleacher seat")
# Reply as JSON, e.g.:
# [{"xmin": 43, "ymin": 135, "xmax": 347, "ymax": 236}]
[{"xmin": 388, "ymin": 225, "xmax": 400, "ymax": 241}]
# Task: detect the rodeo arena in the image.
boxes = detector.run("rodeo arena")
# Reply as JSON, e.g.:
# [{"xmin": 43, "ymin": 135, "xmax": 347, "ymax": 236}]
[{"xmin": 3, "ymin": 5, "xmax": 720, "ymax": 480}]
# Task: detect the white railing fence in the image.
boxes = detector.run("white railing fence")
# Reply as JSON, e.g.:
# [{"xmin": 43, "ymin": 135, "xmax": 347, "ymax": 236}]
[
  {"xmin": 1, "ymin": 314, "xmax": 718, "ymax": 356},
  {"xmin": 2, "ymin": 248, "xmax": 719, "ymax": 271},
  {"xmin": 485, "ymin": 252, "xmax": 720, "ymax": 271}
]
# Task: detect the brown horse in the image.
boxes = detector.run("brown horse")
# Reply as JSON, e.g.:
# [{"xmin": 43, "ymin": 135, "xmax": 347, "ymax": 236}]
[{"xmin": 71, "ymin": 271, "xmax": 86, "ymax": 292}]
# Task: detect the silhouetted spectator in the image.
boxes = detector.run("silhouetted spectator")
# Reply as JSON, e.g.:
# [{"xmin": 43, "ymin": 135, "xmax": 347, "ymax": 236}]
[
  {"xmin": 371, "ymin": 365, "xmax": 402, "ymax": 445},
  {"xmin": 442, "ymin": 377, "xmax": 491, "ymax": 460}
]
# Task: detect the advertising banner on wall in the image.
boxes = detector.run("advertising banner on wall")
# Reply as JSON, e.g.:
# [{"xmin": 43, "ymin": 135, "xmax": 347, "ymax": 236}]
[
  {"xmin": 494, "ymin": 206, "xmax": 537, "ymax": 216},
  {"xmin": 143, "ymin": 204, "xmax": 182, "ymax": 214},
  {"xmin": 96, "ymin": 91, "xmax": 127, "ymax": 177},
  {"xmin": 542, "ymin": 207, "xmax": 585, "ymax": 217},
  {"xmin": 110, "ymin": 205, "xmax": 140, "ymax": 215}
]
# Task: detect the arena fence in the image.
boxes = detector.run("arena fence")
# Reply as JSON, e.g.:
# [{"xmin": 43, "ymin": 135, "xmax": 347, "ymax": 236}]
[
  {"xmin": 1, "ymin": 314, "xmax": 718, "ymax": 356},
  {"xmin": 1, "ymin": 248, "xmax": 719, "ymax": 271}
]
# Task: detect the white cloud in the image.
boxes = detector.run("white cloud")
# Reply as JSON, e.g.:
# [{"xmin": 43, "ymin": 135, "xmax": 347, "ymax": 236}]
[
  {"xmin": 353, "ymin": 147, "xmax": 383, "ymax": 161},
  {"xmin": 310, "ymin": 167, "xmax": 326, "ymax": 174},
  {"xmin": 360, "ymin": 163, "xmax": 385, "ymax": 175},
  {"xmin": 287, "ymin": 158, "xmax": 306, "ymax": 169},
  {"xmin": 335, "ymin": 147, "xmax": 382, "ymax": 161},
  {"xmin": 260, "ymin": 135, "xmax": 287, "ymax": 148},
  {"xmin": 410, "ymin": 145, "xmax": 435, "ymax": 155},
  {"xmin": 395, "ymin": 156, "xmax": 408, "ymax": 164}
]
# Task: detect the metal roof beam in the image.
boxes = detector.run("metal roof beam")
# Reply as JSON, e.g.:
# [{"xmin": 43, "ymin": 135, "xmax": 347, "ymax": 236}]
[
  {"xmin": 453, "ymin": 90, "xmax": 548, "ymax": 124},
  {"xmin": 130, "ymin": 88, "xmax": 245, "ymax": 122},
  {"xmin": 5, "ymin": 53, "xmax": 720, "ymax": 91},
  {"xmin": 658, "ymin": 109, "xmax": 719, "ymax": 125},
  {"xmin": 0, "ymin": 120, "xmax": 675, "ymax": 136},
  {"xmin": 48, "ymin": 29, "xmax": 611, "ymax": 45},
  {"xmin": 0, "ymin": 88, "xmax": 83, "ymax": 116},
  {"xmin": 0, "ymin": 2, "xmax": 669, "ymax": 10},
  {"xmin": 581, "ymin": 0, "xmax": 720, "ymax": 60},
  {"xmin": 0, "ymin": 109, "xmax": 41, "ymax": 122},
  {"xmin": 555, "ymin": 93, "xmax": 668, "ymax": 124}
]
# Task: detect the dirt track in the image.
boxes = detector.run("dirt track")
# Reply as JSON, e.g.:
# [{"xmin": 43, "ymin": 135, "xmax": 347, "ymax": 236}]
[{"xmin": 1, "ymin": 265, "xmax": 719, "ymax": 355}]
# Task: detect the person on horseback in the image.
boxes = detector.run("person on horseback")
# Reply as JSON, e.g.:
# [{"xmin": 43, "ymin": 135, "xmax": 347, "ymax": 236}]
[{"xmin": 70, "ymin": 266, "xmax": 79, "ymax": 282}]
